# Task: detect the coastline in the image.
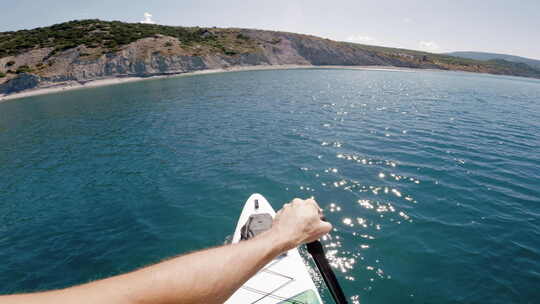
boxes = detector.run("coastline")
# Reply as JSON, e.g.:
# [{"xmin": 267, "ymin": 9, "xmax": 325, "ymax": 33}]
[{"xmin": 0, "ymin": 65, "xmax": 415, "ymax": 103}]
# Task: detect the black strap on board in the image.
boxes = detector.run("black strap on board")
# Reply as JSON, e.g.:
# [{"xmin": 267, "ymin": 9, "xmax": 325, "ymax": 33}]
[{"xmin": 306, "ymin": 240, "xmax": 349, "ymax": 304}]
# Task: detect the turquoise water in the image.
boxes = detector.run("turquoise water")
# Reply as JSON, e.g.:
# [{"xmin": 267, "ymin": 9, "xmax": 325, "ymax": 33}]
[{"xmin": 1, "ymin": 69, "xmax": 539, "ymax": 303}]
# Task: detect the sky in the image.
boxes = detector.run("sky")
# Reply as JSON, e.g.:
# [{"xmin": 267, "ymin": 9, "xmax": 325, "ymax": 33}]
[{"xmin": 1, "ymin": 0, "xmax": 539, "ymax": 60}]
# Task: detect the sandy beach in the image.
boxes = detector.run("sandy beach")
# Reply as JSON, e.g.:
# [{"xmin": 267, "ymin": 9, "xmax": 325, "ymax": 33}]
[{"xmin": 0, "ymin": 65, "xmax": 415, "ymax": 103}]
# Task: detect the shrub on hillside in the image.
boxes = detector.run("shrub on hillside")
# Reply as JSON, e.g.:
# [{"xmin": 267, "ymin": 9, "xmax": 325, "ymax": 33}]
[
  {"xmin": 236, "ymin": 33, "xmax": 249, "ymax": 40},
  {"xmin": 16, "ymin": 65, "xmax": 32, "ymax": 74}
]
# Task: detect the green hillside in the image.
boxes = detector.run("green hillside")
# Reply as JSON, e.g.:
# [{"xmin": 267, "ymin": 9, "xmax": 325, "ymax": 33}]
[
  {"xmin": 0, "ymin": 19, "xmax": 251, "ymax": 59},
  {"xmin": 1, "ymin": 19, "xmax": 540, "ymax": 81},
  {"xmin": 446, "ymin": 51, "xmax": 540, "ymax": 70}
]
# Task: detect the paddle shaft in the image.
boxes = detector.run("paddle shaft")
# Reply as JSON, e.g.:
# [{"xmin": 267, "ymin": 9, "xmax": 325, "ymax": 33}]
[{"xmin": 306, "ymin": 240, "xmax": 349, "ymax": 304}]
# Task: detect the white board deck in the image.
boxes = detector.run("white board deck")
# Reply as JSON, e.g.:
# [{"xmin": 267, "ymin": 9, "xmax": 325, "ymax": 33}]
[{"xmin": 225, "ymin": 194, "xmax": 323, "ymax": 304}]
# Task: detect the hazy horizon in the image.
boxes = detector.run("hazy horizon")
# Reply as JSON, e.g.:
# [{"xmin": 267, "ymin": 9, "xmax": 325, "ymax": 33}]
[{"xmin": 1, "ymin": 0, "xmax": 539, "ymax": 60}]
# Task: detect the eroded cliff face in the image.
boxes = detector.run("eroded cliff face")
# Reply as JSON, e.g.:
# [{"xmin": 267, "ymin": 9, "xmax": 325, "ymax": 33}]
[{"xmin": 0, "ymin": 30, "xmax": 441, "ymax": 94}]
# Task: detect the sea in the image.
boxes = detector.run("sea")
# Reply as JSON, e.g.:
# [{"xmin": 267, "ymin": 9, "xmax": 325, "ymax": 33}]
[{"xmin": 1, "ymin": 68, "xmax": 539, "ymax": 304}]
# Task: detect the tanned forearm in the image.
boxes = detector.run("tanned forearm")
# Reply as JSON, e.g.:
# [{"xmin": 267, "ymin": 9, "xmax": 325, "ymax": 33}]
[
  {"xmin": 1, "ymin": 230, "xmax": 287, "ymax": 304},
  {"xmin": 1, "ymin": 198, "xmax": 332, "ymax": 304}
]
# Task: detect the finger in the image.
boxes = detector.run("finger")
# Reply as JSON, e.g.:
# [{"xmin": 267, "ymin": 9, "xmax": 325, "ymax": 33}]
[
  {"xmin": 303, "ymin": 199, "xmax": 321, "ymax": 215},
  {"xmin": 305, "ymin": 197, "xmax": 320, "ymax": 208},
  {"xmin": 305, "ymin": 222, "xmax": 333, "ymax": 243},
  {"xmin": 319, "ymin": 221, "xmax": 333, "ymax": 234},
  {"xmin": 291, "ymin": 198, "xmax": 303, "ymax": 205}
]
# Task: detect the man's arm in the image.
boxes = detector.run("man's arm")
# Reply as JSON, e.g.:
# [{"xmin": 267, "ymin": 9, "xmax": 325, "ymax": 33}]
[{"xmin": 1, "ymin": 198, "xmax": 331, "ymax": 304}]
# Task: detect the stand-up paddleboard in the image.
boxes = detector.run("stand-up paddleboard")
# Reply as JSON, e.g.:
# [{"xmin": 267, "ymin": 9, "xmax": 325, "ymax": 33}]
[{"xmin": 225, "ymin": 193, "xmax": 323, "ymax": 304}]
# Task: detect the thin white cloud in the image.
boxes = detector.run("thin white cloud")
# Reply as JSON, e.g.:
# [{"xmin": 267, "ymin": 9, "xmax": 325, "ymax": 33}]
[
  {"xmin": 403, "ymin": 18, "xmax": 413, "ymax": 23},
  {"xmin": 345, "ymin": 35, "xmax": 401, "ymax": 48},
  {"xmin": 347, "ymin": 35, "xmax": 375, "ymax": 44},
  {"xmin": 140, "ymin": 12, "xmax": 155, "ymax": 24},
  {"xmin": 419, "ymin": 41, "xmax": 440, "ymax": 52}
]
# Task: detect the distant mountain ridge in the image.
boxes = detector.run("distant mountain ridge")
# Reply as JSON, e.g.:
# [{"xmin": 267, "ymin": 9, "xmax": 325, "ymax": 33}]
[
  {"xmin": 445, "ymin": 51, "xmax": 540, "ymax": 70},
  {"xmin": 2, "ymin": 20, "xmax": 540, "ymax": 95}
]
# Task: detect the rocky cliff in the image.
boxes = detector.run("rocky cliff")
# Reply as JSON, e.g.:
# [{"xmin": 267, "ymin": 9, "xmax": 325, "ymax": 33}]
[{"xmin": 1, "ymin": 20, "xmax": 539, "ymax": 95}]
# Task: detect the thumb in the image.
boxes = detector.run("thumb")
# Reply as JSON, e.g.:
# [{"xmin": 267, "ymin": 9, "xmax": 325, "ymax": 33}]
[{"xmin": 319, "ymin": 220, "xmax": 333, "ymax": 235}]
